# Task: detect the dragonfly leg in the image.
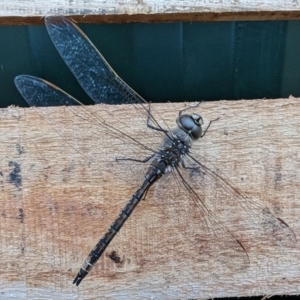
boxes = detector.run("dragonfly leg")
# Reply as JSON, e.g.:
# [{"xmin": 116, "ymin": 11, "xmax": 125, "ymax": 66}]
[
  {"xmin": 201, "ymin": 117, "xmax": 219, "ymax": 138},
  {"xmin": 141, "ymin": 187, "xmax": 150, "ymax": 200},
  {"xmin": 178, "ymin": 101, "xmax": 202, "ymax": 116},
  {"xmin": 181, "ymin": 159, "xmax": 208, "ymax": 179},
  {"xmin": 181, "ymin": 159, "xmax": 200, "ymax": 172},
  {"xmin": 146, "ymin": 102, "xmax": 168, "ymax": 133},
  {"xmin": 116, "ymin": 153, "xmax": 155, "ymax": 164}
]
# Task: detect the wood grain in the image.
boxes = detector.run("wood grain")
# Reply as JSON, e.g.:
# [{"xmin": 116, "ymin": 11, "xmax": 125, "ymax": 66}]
[
  {"xmin": 0, "ymin": 99, "xmax": 299, "ymax": 299},
  {"xmin": 1, "ymin": 0, "xmax": 300, "ymax": 24}
]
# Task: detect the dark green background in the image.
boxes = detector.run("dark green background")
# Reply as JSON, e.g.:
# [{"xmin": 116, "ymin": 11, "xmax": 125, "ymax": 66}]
[{"xmin": 1, "ymin": 20, "xmax": 300, "ymax": 107}]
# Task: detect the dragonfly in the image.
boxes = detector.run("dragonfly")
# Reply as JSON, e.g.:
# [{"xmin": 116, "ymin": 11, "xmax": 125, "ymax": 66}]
[{"xmin": 14, "ymin": 16, "xmax": 296, "ymax": 286}]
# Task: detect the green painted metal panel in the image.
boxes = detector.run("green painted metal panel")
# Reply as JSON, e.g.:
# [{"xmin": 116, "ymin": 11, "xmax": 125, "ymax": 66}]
[{"xmin": 0, "ymin": 21, "xmax": 299, "ymax": 107}]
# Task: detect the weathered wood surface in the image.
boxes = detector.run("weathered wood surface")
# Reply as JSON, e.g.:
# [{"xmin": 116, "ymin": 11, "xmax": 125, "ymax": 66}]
[
  {"xmin": 0, "ymin": 99, "xmax": 299, "ymax": 299},
  {"xmin": 1, "ymin": 0, "xmax": 300, "ymax": 24}
]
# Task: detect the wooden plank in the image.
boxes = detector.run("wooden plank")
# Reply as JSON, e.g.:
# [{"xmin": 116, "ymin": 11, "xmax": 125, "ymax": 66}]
[
  {"xmin": 1, "ymin": 0, "xmax": 300, "ymax": 24},
  {"xmin": 0, "ymin": 99, "xmax": 299, "ymax": 299}
]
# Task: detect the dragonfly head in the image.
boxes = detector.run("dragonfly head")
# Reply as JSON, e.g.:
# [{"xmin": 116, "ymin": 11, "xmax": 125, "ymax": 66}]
[{"xmin": 176, "ymin": 113, "xmax": 203, "ymax": 140}]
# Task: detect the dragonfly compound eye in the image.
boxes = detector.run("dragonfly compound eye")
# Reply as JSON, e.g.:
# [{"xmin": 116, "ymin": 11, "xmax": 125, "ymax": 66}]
[{"xmin": 176, "ymin": 114, "xmax": 203, "ymax": 140}]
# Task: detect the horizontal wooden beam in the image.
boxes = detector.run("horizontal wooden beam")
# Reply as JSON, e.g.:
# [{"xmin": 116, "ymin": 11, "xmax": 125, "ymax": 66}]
[
  {"xmin": 1, "ymin": 0, "xmax": 300, "ymax": 24},
  {"xmin": 0, "ymin": 99, "xmax": 299, "ymax": 299}
]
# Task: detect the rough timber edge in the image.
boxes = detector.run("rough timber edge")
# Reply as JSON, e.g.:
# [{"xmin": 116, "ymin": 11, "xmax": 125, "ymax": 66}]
[{"xmin": 1, "ymin": 0, "xmax": 300, "ymax": 25}]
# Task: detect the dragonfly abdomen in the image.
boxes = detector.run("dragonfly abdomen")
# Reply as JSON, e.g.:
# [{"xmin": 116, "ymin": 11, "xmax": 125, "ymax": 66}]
[{"xmin": 73, "ymin": 166, "xmax": 164, "ymax": 286}]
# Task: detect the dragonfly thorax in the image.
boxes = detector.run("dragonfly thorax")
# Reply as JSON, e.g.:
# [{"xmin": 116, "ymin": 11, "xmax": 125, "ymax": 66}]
[
  {"xmin": 176, "ymin": 113, "xmax": 203, "ymax": 140},
  {"xmin": 157, "ymin": 136, "xmax": 190, "ymax": 172}
]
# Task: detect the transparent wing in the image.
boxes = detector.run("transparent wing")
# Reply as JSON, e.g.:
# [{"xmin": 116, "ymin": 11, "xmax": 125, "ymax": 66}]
[
  {"xmin": 153, "ymin": 168, "xmax": 250, "ymax": 269},
  {"xmin": 44, "ymin": 15, "xmax": 171, "ymax": 134},
  {"xmin": 185, "ymin": 154, "xmax": 296, "ymax": 246},
  {"xmin": 45, "ymin": 15, "xmax": 142, "ymax": 105},
  {"xmin": 16, "ymin": 15, "xmax": 171, "ymax": 156},
  {"xmin": 153, "ymin": 152, "xmax": 295, "ymax": 268},
  {"xmin": 14, "ymin": 75, "xmax": 159, "ymax": 161}
]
